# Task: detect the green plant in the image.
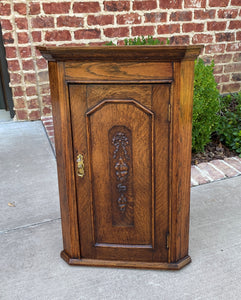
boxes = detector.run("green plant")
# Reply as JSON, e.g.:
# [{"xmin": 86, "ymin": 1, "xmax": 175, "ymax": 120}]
[
  {"xmin": 217, "ymin": 92, "xmax": 241, "ymax": 155},
  {"xmin": 105, "ymin": 35, "xmax": 170, "ymax": 46},
  {"xmin": 192, "ymin": 59, "xmax": 220, "ymax": 152}
]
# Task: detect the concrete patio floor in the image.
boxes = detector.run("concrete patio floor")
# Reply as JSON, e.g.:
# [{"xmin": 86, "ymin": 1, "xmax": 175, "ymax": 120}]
[{"xmin": 0, "ymin": 121, "xmax": 241, "ymax": 300}]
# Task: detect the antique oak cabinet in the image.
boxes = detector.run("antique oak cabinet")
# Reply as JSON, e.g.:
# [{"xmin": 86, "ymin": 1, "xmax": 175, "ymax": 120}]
[{"xmin": 39, "ymin": 46, "xmax": 202, "ymax": 270}]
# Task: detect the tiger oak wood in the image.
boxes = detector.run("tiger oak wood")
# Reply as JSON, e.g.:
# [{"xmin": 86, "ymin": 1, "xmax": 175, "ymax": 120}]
[{"xmin": 39, "ymin": 46, "xmax": 202, "ymax": 270}]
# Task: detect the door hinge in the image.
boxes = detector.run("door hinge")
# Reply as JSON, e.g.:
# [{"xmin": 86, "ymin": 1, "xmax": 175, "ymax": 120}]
[
  {"xmin": 168, "ymin": 103, "xmax": 171, "ymax": 123},
  {"xmin": 166, "ymin": 232, "xmax": 170, "ymax": 249}
]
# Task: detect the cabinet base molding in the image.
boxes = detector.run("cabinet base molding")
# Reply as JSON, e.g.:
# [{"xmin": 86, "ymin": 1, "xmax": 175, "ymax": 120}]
[{"xmin": 61, "ymin": 251, "xmax": 191, "ymax": 270}]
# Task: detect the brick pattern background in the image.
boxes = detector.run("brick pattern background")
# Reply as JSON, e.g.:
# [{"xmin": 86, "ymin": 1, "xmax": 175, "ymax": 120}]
[{"xmin": 1, "ymin": 0, "xmax": 241, "ymax": 120}]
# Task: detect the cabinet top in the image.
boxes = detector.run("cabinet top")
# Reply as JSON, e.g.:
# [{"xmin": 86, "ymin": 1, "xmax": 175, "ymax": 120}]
[{"xmin": 38, "ymin": 45, "xmax": 203, "ymax": 62}]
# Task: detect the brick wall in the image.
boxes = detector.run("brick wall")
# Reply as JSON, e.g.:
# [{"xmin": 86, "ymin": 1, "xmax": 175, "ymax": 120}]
[{"xmin": 0, "ymin": 0, "xmax": 240, "ymax": 120}]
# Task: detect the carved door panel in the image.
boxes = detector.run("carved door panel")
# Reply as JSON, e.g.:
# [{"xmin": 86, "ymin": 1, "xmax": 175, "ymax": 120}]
[{"xmin": 69, "ymin": 84, "xmax": 170, "ymax": 262}]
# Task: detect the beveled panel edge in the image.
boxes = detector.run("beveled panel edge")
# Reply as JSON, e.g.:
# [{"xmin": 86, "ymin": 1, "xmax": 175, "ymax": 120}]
[
  {"xmin": 38, "ymin": 45, "xmax": 203, "ymax": 62},
  {"xmin": 86, "ymin": 99, "xmax": 154, "ymax": 116},
  {"xmin": 61, "ymin": 250, "xmax": 191, "ymax": 270}
]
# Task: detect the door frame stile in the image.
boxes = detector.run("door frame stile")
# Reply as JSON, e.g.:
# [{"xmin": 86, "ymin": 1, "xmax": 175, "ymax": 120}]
[{"xmin": 49, "ymin": 61, "xmax": 81, "ymax": 259}]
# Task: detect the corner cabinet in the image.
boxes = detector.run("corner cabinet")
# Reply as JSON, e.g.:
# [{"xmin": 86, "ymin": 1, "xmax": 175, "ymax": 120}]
[{"xmin": 39, "ymin": 46, "xmax": 202, "ymax": 270}]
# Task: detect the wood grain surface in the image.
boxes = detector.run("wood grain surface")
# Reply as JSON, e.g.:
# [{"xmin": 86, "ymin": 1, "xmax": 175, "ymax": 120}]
[{"xmin": 41, "ymin": 46, "xmax": 202, "ymax": 270}]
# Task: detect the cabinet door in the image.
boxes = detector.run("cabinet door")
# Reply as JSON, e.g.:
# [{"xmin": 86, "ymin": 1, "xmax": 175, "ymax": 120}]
[{"xmin": 69, "ymin": 84, "xmax": 170, "ymax": 263}]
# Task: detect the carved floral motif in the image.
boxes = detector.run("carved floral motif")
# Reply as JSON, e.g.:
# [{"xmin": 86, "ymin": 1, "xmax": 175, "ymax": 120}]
[
  {"xmin": 112, "ymin": 132, "xmax": 130, "ymax": 212},
  {"xmin": 112, "ymin": 132, "xmax": 129, "ymax": 159}
]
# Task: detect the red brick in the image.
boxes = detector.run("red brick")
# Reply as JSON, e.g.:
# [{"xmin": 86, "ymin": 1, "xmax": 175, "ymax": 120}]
[
  {"xmin": 42, "ymin": 95, "xmax": 52, "ymax": 106},
  {"xmin": 15, "ymin": 18, "xmax": 28, "ymax": 30},
  {"xmin": 214, "ymin": 54, "xmax": 232, "ymax": 64},
  {"xmin": 18, "ymin": 32, "xmax": 29, "ymax": 44},
  {"xmin": 192, "ymin": 34, "xmax": 213, "ymax": 44},
  {"xmin": 31, "ymin": 17, "xmax": 54, "ymax": 28},
  {"xmin": 231, "ymin": 0, "xmax": 241, "ymax": 5},
  {"xmin": 104, "ymin": 27, "xmax": 129, "ymax": 38},
  {"xmin": 214, "ymin": 74, "xmax": 230, "ymax": 83},
  {"xmin": 144, "ymin": 12, "xmax": 167, "ymax": 23},
  {"xmin": 7, "ymin": 60, "xmax": 20, "ymax": 72},
  {"xmin": 182, "ymin": 23, "xmax": 204, "ymax": 32},
  {"xmin": 5, "ymin": 47, "xmax": 17, "ymax": 58},
  {"xmin": 213, "ymin": 65, "xmax": 223, "ymax": 74},
  {"xmin": 36, "ymin": 58, "xmax": 48, "ymax": 69},
  {"xmin": 191, "ymin": 166, "xmax": 210, "ymax": 185},
  {"xmin": 26, "ymin": 86, "xmax": 37, "ymax": 97},
  {"xmin": 157, "ymin": 24, "xmax": 180, "ymax": 34},
  {"xmin": 30, "ymin": 2, "xmax": 40, "ymax": 15},
  {"xmin": 14, "ymin": 3, "xmax": 26, "ymax": 15},
  {"xmin": 117, "ymin": 13, "xmax": 141, "ymax": 25},
  {"xmin": 215, "ymin": 32, "xmax": 235, "ymax": 42},
  {"xmin": 73, "ymin": 2, "xmax": 100, "ymax": 13},
  {"xmin": 170, "ymin": 11, "xmax": 192, "ymax": 22},
  {"xmin": 237, "ymin": 31, "xmax": 241, "ymax": 41},
  {"xmin": 233, "ymin": 53, "xmax": 241, "ymax": 62},
  {"xmin": 24, "ymin": 73, "xmax": 36, "ymax": 84},
  {"xmin": 207, "ymin": 21, "xmax": 226, "ymax": 31},
  {"xmin": 104, "ymin": 1, "xmax": 130, "ymax": 11},
  {"xmin": 0, "ymin": 19, "xmax": 12, "ymax": 30},
  {"xmin": 29, "ymin": 110, "xmax": 41, "ymax": 120},
  {"xmin": 43, "ymin": 107, "xmax": 52, "ymax": 115},
  {"xmin": 229, "ymin": 21, "xmax": 241, "ymax": 29},
  {"xmin": 209, "ymin": 0, "xmax": 229, "ymax": 7},
  {"xmin": 27, "ymin": 99, "xmax": 39, "ymax": 110},
  {"xmin": 224, "ymin": 158, "xmax": 241, "ymax": 172},
  {"xmin": 45, "ymin": 30, "xmax": 71, "ymax": 41},
  {"xmin": 224, "ymin": 63, "xmax": 241, "ymax": 73},
  {"xmin": 19, "ymin": 47, "xmax": 32, "ymax": 58},
  {"xmin": 210, "ymin": 160, "xmax": 237, "ymax": 177},
  {"xmin": 14, "ymin": 98, "xmax": 26, "ymax": 109},
  {"xmin": 74, "ymin": 29, "xmax": 101, "ymax": 39},
  {"xmin": 226, "ymin": 42, "xmax": 241, "ymax": 52},
  {"xmin": 40, "ymin": 84, "xmax": 50, "ymax": 95},
  {"xmin": 170, "ymin": 35, "xmax": 190, "ymax": 45},
  {"xmin": 222, "ymin": 83, "xmax": 241, "ymax": 93},
  {"xmin": 218, "ymin": 9, "xmax": 238, "ymax": 19},
  {"xmin": 159, "ymin": 0, "xmax": 182, "ymax": 9},
  {"xmin": 22, "ymin": 60, "xmax": 34, "ymax": 71},
  {"xmin": 43, "ymin": 2, "xmax": 70, "ymax": 14},
  {"xmin": 16, "ymin": 110, "xmax": 28, "ymax": 121},
  {"xmin": 132, "ymin": 26, "xmax": 155, "ymax": 36},
  {"xmin": 3, "ymin": 32, "xmax": 14, "ymax": 44},
  {"xmin": 57, "ymin": 16, "xmax": 84, "ymax": 27},
  {"xmin": 184, "ymin": 0, "xmax": 206, "ymax": 8},
  {"xmin": 0, "ymin": 3, "xmax": 11, "ymax": 15},
  {"xmin": 32, "ymin": 31, "xmax": 42, "ymax": 42},
  {"xmin": 13, "ymin": 86, "xmax": 24, "ymax": 97},
  {"xmin": 10, "ymin": 73, "xmax": 22, "ymax": 85},
  {"xmin": 232, "ymin": 73, "xmax": 241, "ymax": 81},
  {"xmin": 198, "ymin": 162, "xmax": 225, "ymax": 181},
  {"xmin": 205, "ymin": 44, "xmax": 225, "ymax": 54},
  {"xmin": 133, "ymin": 1, "xmax": 157, "ymax": 10},
  {"xmin": 194, "ymin": 9, "xmax": 216, "ymax": 19},
  {"xmin": 87, "ymin": 15, "xmax": 114, "ymax": 26}
]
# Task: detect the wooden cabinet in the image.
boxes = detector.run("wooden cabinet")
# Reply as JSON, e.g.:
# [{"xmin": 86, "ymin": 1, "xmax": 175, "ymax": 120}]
[{"xmin": 39, "ymin": 46, "xmax": 202, "ymax": 270}]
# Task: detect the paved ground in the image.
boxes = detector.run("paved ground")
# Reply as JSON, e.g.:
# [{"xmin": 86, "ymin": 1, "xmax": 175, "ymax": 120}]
[{"xmin": 1, "ymin": 121, "xmax": 241, "ymax": 300}]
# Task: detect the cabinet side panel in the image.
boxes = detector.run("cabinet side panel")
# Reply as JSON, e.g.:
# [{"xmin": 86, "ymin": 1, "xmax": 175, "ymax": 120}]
[
  {"xmin": 171, "ymin": 61, "xmax": 194, "ymax": 261},
  {"xmin": 48, "ymin": 62, "xmax": 80, "ymax": 259},
  {"xmin": 178, "ymin": 60, "xmax": 195, "ymax": 259}
]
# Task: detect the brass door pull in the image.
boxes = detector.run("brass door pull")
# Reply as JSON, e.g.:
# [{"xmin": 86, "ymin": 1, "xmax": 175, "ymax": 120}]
[{"xmin": 77, "ymin": 154, "xmax": 84, "ymax": 177}]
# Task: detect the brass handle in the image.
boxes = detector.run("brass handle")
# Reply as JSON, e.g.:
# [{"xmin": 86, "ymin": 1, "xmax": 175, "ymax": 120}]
[{"xmin": 76, "ymin": 154, "xmax": 85, "ymax": 177}]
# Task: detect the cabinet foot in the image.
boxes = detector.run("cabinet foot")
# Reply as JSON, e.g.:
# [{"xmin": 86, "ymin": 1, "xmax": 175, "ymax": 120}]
[{"xmin": 60, "ymin": 250, "xmax": 191, "ymax": 270}]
